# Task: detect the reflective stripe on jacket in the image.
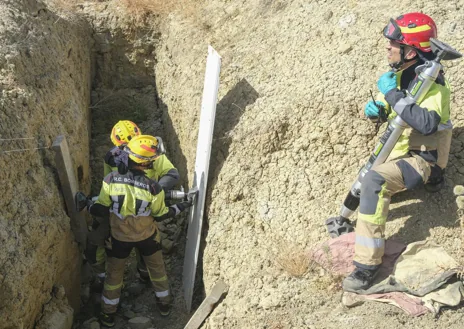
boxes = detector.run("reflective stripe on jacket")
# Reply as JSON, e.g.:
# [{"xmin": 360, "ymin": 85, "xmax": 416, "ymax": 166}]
[
  {"xmin": 376, "ymin": 66, "xmax": 451, "ymax": 168},
  {"xmin": 95, "ymin": 171, "xmax": 169, "ymax": 242}
]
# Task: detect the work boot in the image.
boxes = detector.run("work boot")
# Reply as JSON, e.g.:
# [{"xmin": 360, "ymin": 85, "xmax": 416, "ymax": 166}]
[
  {"xmin": 342, "ymin": 267, "xmax": 378, "ymax": 292},
  {"xmin": 156, "ymin": 299, "xmax": 172, "ymax": 317},
  {"xmin": 424, "ymin": 177, "xmax": 445, "ymax": 193},
  {"xmin": 99, "ymin": 312, "xmax": 115, "ymax": 328}
]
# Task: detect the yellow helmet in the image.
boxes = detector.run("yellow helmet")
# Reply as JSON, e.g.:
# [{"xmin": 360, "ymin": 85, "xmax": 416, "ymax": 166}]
[
  {"xmin": 124, "ymin": 135, "xmax": 162, "ymax": 164},
  {"xmin": 110, "ymin": 120, "xmax": 141, "ymax": 146}
]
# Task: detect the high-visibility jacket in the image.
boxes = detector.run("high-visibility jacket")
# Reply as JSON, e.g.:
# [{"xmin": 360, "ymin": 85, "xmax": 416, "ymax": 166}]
[
  {"xmin": 93, "ymin": 170, "xmax": 169, "ymax": 242},
  {"xmin": 377, "ymin": 63, "xmax": 452, "ymax": 169},
  {"xmin": 104, "ymin": 146, "xmax": 180, "ymax": 190}
]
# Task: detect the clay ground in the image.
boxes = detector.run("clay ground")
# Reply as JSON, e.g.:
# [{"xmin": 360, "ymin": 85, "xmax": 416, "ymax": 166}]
[
  {"xmin": 2, "ymin": 0, "xmax": 464, "ymax": 328},
  {"xmin": 69, "ymin": 1, "xmax": 464, "ymax": 328}
]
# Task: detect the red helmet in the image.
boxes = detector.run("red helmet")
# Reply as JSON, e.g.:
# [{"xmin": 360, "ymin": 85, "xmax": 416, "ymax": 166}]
[{"xmin": 383, "ymin": 13, "xmax": 437, "ymax": 52}]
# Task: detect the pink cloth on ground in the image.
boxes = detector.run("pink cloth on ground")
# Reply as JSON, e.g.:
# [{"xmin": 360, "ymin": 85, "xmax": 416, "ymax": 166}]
[{"xmin": 312, "ymin": 233, "xmax": 430, "ymax": 316}]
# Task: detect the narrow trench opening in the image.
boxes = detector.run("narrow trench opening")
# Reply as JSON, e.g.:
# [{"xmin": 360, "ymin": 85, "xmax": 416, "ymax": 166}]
[{"xmin": 75, "ymin": 23, "xmax": 195, "ymax": 328}]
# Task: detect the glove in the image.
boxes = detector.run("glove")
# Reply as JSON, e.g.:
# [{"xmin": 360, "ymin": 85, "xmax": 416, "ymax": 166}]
[
  {"xmin": 377, "ymin": 72, "xmax": 397, "ymax": 95},
  {"xmin": 364, "ymin": 101, "xmax": 386, "ymax": 118},
  {"xmin": 171, "ymin": 201, "xmax": 193, "ymax": 216}
]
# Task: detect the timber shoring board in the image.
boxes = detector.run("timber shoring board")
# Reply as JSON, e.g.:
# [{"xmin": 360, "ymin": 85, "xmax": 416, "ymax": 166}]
[
  {"xmin": 52, "ymin": 135, "xmax": 87, "ymax": 248},
  {"xmin": 184, "ymin": 280, "xmax": 228, "ymax": 329}
]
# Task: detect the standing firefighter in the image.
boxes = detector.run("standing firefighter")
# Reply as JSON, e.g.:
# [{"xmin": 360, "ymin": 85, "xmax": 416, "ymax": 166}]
[
  {"xmin": 343, "ymin": 13, "xmax": 453, "ymax": 291},
  {"xmin": 87, "ymin": 120, "xmax": 180, "ymax": 289},
  {"xmin": 106, "ymin": 120, "xmax": 180, "ymax": 188},
  {"xmin": 88, "ymin": 135, "xmax": 191, "ymax": 327}
]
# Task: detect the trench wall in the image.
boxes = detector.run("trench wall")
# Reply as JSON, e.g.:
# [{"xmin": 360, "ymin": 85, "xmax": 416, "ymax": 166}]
[{"xmin": 0, "ymin": 1, "xmax": 92, "ymax": 328}]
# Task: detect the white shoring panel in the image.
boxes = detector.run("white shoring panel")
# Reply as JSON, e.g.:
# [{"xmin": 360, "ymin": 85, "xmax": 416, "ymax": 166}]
[{"xmin": 183, "ymin": 46, "xmax": 222, "ymax": 312}]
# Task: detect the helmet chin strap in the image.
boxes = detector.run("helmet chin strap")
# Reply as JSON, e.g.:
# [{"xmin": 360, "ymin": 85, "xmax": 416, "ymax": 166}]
[{"xmin": 389, "ymin": 44, "xmax": 416, "ymax": 72}]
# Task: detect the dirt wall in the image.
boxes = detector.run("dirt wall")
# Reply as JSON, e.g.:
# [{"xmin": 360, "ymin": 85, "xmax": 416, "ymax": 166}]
[
  {"xmin": 0, "ymin": 1, "xmax": 92, "ymax": 328},
  {"xmin": 150, "ymin": 0, "xmax": 464, "ymax": 327}
]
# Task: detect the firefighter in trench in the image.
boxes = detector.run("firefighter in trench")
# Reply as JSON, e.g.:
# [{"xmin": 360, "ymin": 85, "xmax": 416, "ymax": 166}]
[
  {"xmin": 342, "ymin": 12, "xmax": 453, "ymax": 291},
  {"xmin": 88, "ymin": 135, "xmax": 191, "ymax": 327},
  {"xmin": 86, "ymin": 120, "xmax": 180, "ymax": 291}
]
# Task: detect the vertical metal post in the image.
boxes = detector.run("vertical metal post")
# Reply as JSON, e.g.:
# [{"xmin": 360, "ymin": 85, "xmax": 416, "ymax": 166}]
[{"xmin": 183, "ymin": 46, "xmax": 222, "ymax": 312}]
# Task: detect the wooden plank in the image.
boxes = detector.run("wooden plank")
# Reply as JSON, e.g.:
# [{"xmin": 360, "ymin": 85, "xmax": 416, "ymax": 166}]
[
  {"xmin": 184, "ymin": 280, "xmax": 228, "ymax": 329},
  {"xmin": 183, "ymin": 46, "xmax": 222, "ymax": 312},
  {"xmin": 52, "ymin": 135, "xmax": 87, "ymax": 248}
]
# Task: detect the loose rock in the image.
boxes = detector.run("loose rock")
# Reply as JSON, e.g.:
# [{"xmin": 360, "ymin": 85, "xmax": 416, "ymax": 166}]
[{"xmin": 128, "ymin": 317, "xmax": 152, "ymax": 329}]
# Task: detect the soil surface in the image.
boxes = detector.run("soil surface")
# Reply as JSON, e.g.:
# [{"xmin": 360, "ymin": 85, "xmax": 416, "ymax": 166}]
[{"xmin": 3, "ymin": 0, "xmax": 464, "ymax": 328}]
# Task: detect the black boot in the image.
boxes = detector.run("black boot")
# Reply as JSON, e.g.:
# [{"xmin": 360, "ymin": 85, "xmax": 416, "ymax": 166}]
[
  {"xmin": 342, "ymin": 267, "xmax": 378, "ymax": 292},
  {"xmin": 99, "ymin": 312, "xmax": 115, "ymax": 328},
  {"xmin": 156, "ymin": 298, "xmax": 172, "ymax": 317}
]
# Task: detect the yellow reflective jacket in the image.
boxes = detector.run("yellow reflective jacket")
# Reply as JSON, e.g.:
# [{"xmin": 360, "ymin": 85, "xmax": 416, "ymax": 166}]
[
  {"xmin": 376, "ymin": 67, "xmax": 452, "ymax": 168},
  {"xmin": 95, "ymin": 170, "xmax": 169, "ymax": 242}
]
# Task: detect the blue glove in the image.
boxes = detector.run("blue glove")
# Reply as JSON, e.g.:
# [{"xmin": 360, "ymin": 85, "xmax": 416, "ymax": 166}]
[
  {"xmin": 377, "ymin": 72, "xmax": 397, "ymax": 95},
  {"xmin": 364, "ymin": 101, "xmax": 385, "ymax": 118}
]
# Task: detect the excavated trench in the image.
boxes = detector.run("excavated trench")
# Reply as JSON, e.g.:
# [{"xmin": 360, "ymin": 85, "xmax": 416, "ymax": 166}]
[
  {"xmin": 76, "ymin": 5, "xmax": 203, "ymax": 329},
  {"xmin": 0, "ymin": 1, "xmax": 204, "ymax": 328}
]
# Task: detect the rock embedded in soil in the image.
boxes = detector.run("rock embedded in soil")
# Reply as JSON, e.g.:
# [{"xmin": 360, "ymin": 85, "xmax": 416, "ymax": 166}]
[
  {"xmin": 123, "ymin": 310, "xmax": 136, "ymax": 319},
  {"xmin": 161, "ymin": 239, "xmax": 174, "ymax": 253},
  {"xmin": 127, "ymin": 283, "xmax": 146, "ymax": 295},
  {"xmin": 132, "ymin": 303, "xmax": 145, "ymax": 313},
  {"xmin": 89, "ymin": 322, "xmax": 100, "ymax": 329},
  {"xmin": 453, "ymin": 185, "xmax": 464, "ymax": 196},
  {"xmin": 128, "ymin": 317, "xmax": 153, "ymax": 329},
  {"xmin": 457, "ymin": 196, "xmax": 464, "ymax": 210}
]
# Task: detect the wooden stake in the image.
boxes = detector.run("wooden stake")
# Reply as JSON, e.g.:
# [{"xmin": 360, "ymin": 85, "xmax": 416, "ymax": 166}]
[
  {"xmin": 52, "ymin": 135, "xmax": 87, "ymax": 248},
  {"xmin": 184, "ymin": 280, "xmax": 228, "ymax": 329}
]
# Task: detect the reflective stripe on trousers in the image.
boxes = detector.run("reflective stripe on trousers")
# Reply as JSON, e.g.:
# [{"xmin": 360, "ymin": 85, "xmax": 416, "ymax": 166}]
[
  {"xmin": 353, "ymin": 156, "xmax": 431, "ymax": 269},
  {"xmin": 102, "ymin": 235, "xmax": 172, "ymax": 314}
]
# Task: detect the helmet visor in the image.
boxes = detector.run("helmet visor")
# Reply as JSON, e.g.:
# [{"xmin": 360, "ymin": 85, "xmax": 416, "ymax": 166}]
[
  {"xmin": 124, "ymin": 146, "xmax": 159, "ymax": 163},
  {"xmin": 383, "ymin": 19, "xmax": 404, "ymax": 41}
]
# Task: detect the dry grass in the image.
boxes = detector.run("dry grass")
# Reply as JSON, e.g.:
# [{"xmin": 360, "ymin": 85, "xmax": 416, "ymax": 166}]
[
  {"xmin": 311, "ymin": 270, "xmax": 344, "ymax": 292},
  {"xmin": 273, "ymin": 239, "xmax": 315, "ymax": 278}
]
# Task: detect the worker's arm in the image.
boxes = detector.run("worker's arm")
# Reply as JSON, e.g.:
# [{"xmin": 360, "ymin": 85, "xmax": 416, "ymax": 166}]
[
  {"xmin": 385, "ymin": 88, "xmax": 442, "ymax": 135},
  {"xmin": 88, "ymin": 174, "xmax": 112, "ymax": 218},
  {"xmin": 148, "ymin": 182, "xmax": 191, "ymax": 221},
  {"xmin": 152, "ymin": 155, "xmax": 180, "ymax": 190},
  {"xmin": 103, "ymin": 147, "xmax": 123, "ymax": 176},
  {"xmin": 158, "ymin": 169, "xmax": 180, "ymax": 190}
]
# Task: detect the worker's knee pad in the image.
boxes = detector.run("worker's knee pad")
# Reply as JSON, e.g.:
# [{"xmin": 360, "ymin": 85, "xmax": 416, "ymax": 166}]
[
  {"xmin": 396, "ymin": 159, "xmax": 424, "ymax": 190},
  {"xmin": 359, "ymin": 170, "xmax": 386, "ymax": 215}
]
